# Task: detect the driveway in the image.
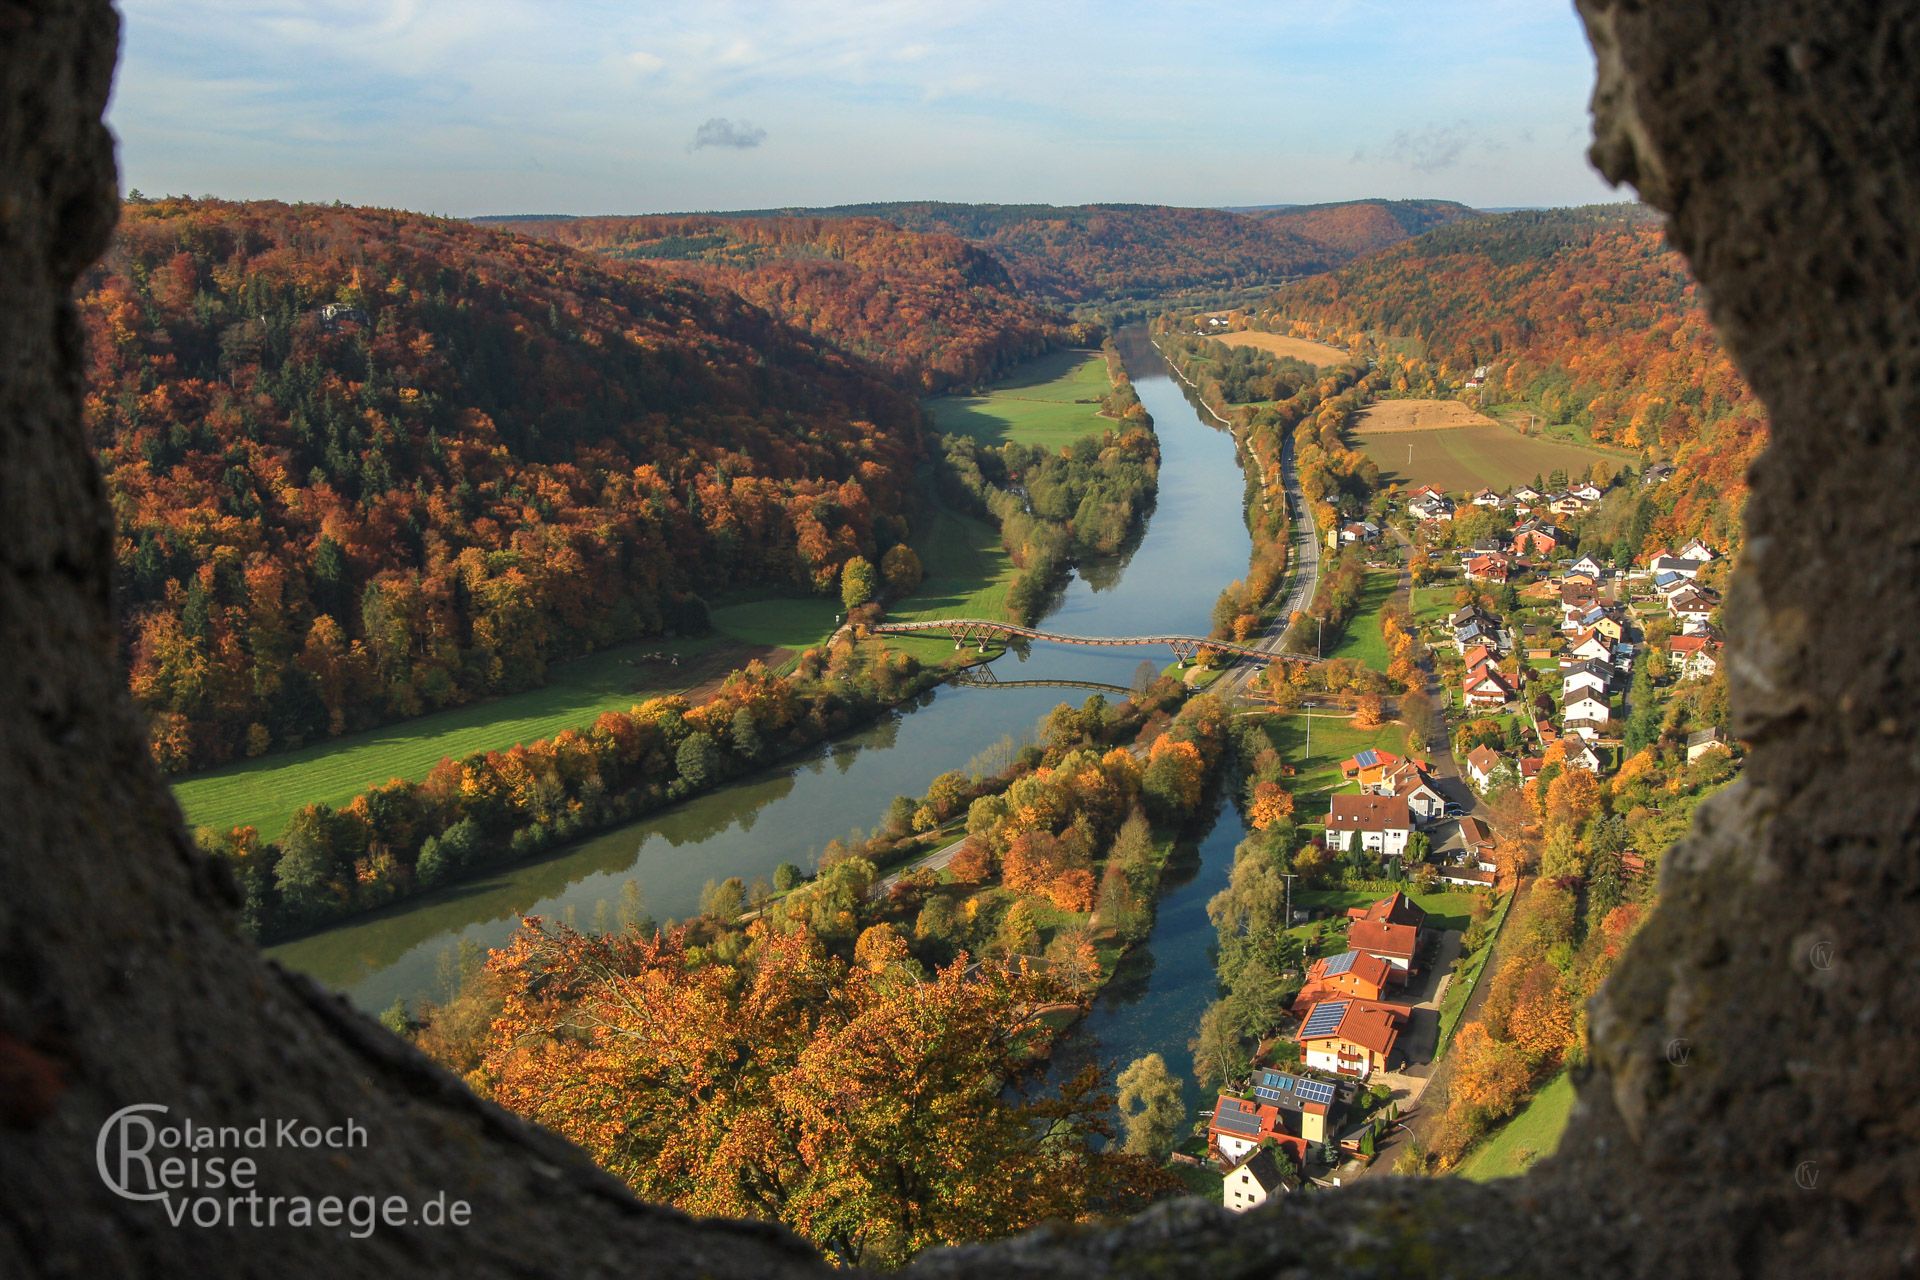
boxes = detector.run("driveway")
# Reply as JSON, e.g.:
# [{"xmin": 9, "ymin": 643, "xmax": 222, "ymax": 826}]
[{"xmin": 1334, "ymin": 925, "xmax": 1465, "ymax": 1182}]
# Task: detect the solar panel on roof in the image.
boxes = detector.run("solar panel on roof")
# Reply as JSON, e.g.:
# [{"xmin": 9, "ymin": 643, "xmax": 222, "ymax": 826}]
[
  {"xmin": 1253, "ymin": 1086, "xmax": 1282, "ymax": 1104},
  {"xmin": 1324, "ymin": 950, "xmax": 1358, "ymax": 976},
  {"xmin": 1256, "ymin": 1070, "xmax": 1297, "ymax": 1095},
  {"xmin": 1296, "ymin": 1080, "xmax": 1336, "ymax": 1106},
  {"xmin": 1213, "ymin": 1106, "xmax": 1262, "ymax": 1136},
  {"xmin": 1354, "ymin": 749, "xmax": 1379, "ymax": 767},
  {"xmin": 1300, "ymin": 1001, "xmax": 1349, "ymax": 1039}
]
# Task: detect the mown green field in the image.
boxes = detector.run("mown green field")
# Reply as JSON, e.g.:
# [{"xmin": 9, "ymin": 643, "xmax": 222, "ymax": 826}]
[
  {"xmin": 1260, "ymin": 713, "xmax": 1411, "ymax": 797},
  {"xmin": 173, "ymin": 635, "xmax": 723, "ymax": 841},
  {"xmin": 1358, "ymin": 422, "xmax": 1620, "ymax": 494},
  {"xmin": 926, "ymin": 348, "xmax": 1114, "ymax": 447},
  {"xmin": 175, "ymin": 499, "xmax": 1018, "ymax": 842},
  {"xmin": 708, "ymin": 593, "xmax": 840, "ymax": 649},
  {"xmin": 1326, "ymin": 571, "xmax": 1401, "ymax": 671},
  {"xmin": 1457, "ymin": 1071, "xmax": 1576, "ymax": 1181}
]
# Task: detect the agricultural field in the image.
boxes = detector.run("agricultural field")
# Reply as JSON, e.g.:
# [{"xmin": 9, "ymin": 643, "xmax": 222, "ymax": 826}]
[
  {"xmin": 1352, "ymin": 399, "xmax": 1621, "ymax": 493},
  {"xmin": 1213, "ymin": 328, "xmax": 1353, "ymax": 368},
  {"xmin": 926, "ymin": 348, "xmax": 1114, "ymax": 447},
  {"xmin": 173, "ymin": 634, "xmax": 732, "ymax": 841},
  {"xmin": 1456, "ymin": 1071, "xmax": 1576, "ymax": 1181}
]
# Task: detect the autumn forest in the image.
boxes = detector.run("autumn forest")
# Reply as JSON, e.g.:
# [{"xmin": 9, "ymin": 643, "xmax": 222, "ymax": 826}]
[{"xmin": 84, "ymin": 187, "xmax": 1764, "ymax": 1260}]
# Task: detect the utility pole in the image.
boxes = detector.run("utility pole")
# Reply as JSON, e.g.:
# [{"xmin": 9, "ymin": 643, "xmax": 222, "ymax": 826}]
[{"xmin": 1282, "ymin": 871, "xmax": 1298, "ymax": 933}]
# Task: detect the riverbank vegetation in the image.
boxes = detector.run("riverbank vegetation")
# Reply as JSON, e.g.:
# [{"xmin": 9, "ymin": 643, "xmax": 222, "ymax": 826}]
[
  {"xmin": 935, "ymin": 339, "xmax": 1159, "ymax": 623},
  {"xmin": 201, "ymin": 637, "xmax": 959, "ymax": 942},
  {"xmin": 404, "ymin": 688, "xmax": 1233, "ymax": 1266}
]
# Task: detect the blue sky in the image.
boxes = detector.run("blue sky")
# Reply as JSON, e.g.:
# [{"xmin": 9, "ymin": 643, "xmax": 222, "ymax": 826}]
[{"xmin": 109, "ymin": 0, "xmax": 1621, "ymax": 215}]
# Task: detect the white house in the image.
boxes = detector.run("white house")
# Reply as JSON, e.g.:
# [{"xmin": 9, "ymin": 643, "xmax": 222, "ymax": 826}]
[
  {"xmin": 1471, "ymin": 488, "xmax": 1502, "ymax": 507},
  {"xmin": 1564, "ymin": 668, "xmax": 1610, "ymax": 701},
  {"xmin": 1669, "ymin": 634, "xmax": 1722, "ymax": 680},
  {"xmin": 1650, "ymin": 554, "xmax": 1705, "ymax": 579},
  {"xmin": 1566, "ymin": 629, "xmax": 1614, "ymax": 664},
  {"xmin": 1560, "ymin": 737, "xmax": 1603, "ymax": 773},
  {"xmin": 1325, "ymin": 794, "xmax": 1412, "ymax": 858},
  {"xmin": 1687, "ymin": 728, "xmax": 1731, "ymax": 763},
  {"xmin": 1464, "ymin": 744, "xmax": 1503, "ymax": 793},
  {"xmin": 1223, "ymin": 1147, "xmax": 1296, "ymax": 1213},
  {"xmin": 1569, "ymin": 554, "xmax": 1605, "ymax": 578},
  {"xmin": 1570, "ymin": 481, "xmax": 1605, "ymax": 503},
  {"xmin": 1563, "ymin": 692, "xmax": 1611, "ymax": 725},
  {"xmin": 1679, "ymin": 537, "xmax": 1717, "ymax": 562}
]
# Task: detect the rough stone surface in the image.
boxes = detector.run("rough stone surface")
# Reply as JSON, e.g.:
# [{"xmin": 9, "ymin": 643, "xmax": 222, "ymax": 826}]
[{"xmin": 1, "ymin": 1, "xmax": 1914, "ymax": 1276}]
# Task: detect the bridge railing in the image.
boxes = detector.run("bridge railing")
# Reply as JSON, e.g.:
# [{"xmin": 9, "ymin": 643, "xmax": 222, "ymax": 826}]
[{"xmin": 868, "ymin": 618, "xmax": 1319, "ymax": 665}]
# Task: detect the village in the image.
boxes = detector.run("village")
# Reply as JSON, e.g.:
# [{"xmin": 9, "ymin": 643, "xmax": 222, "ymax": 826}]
[{"xmin": 1208, "ymin": 466, "xmax": 1737, "ymax": 1210}]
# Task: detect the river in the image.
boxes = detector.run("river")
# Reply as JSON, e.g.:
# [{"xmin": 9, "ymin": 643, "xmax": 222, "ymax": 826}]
[{"xmin": 269, "ymin": 327, "xmax": 1254, "ymax": 1093}]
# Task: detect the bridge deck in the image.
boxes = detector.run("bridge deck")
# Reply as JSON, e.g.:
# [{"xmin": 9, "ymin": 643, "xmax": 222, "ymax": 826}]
[{"xmin": 871, "ymin": 618, "xmax": 1316, "ymax": 663}]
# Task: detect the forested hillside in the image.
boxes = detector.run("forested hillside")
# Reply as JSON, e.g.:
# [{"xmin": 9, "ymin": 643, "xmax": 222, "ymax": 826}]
[
  {"xmin": 1255, "ymin": 206, "xmax": 1767, "ymax": 553},
  {"xmin": 716, "ymin": 201, "xmax": 1337, "ymax": 304},
  {"xmin": 1254, "ymin": 198, "xmax": 1479, "ymax": 257},
  {"xmin": 499, "ymin": 215, "xmax": 1078, "ymax": 393},
  {"xmin": 84, "ymin": 199, "xmax": 924, "ymax": 771}
]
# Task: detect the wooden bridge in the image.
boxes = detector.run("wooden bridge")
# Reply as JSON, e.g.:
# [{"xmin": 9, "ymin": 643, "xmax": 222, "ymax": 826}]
[
  {"xmin": 871, "ymin": 618, "xmax": 1319, "ymax": 667},
  {"xmin": 948, "ymin": 667, "xmax": 1135, "ymax": 695}
]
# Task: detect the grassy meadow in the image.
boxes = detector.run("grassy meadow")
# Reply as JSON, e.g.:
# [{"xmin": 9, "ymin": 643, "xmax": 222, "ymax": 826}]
[
  {"xmin": 1456, "ymin": 1071, "xmax": 1576, "ymax": 1181},
  {"xmin": 174, "ymin": 496, "xmax": 1018, "ymax": 841},
  {"xmin": 1325, "ymin": 571, "xmax": 1401, "ymax": 671},
  {"xmin": 1258, "ymin": 712, "xmax": 1411, "ymax": 797},
  {"xmin": 926, "ymin": 348, "xmax": 1114, "ymax": 447},
  {"xmin": 173, "ymin": 634, "xmax": 726, "ymax": 840}
]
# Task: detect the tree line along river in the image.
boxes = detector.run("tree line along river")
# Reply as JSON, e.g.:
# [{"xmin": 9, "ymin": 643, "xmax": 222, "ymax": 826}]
[{"xmin": 270, "ymin": 325, "xmax": 1255, "ymax": 1111}]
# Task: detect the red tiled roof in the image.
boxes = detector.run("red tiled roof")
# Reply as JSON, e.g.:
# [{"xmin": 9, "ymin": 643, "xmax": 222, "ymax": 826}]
[
  {"xmin": 1348, "ymin": 919, "xmax": 1418, "ymax": 961},
  {"xmin": 1297, "ymin": 1000, "xmax": 1404, "ymax": 1057}
]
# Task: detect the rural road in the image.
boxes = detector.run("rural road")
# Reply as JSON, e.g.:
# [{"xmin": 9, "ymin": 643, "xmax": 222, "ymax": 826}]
[{"xmin": 1222, "ymin": 431, "xmax": 1322, "ymax": 697}]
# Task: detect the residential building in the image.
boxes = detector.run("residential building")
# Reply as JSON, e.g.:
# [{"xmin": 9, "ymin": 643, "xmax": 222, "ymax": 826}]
[
  {"xmin": 1223, "ymin": 1146, "xmax": 1297, "ymax": 1213},
  {"xmin": 1560, "ymin": 736, "xmax": 1603, "ymax": 773},
  {"xmin": 1457, "ymin": 816, "xmax": 1498, "ymax": 869},
  {"xmin": 1464, "ymin": 744, "xmax": 1503, "ymax": 792},
  {"xmin": 1668, "ymin": 633, "xmax": 1722, "ymax": 680},
  {"xmin": 1209, "ymin": 1069, "xmax": 1344, "ymax": 1166},
  {"xmin": 1566, "ymin": 629, "xmax": 1613, "ymax": 664},
  {"xmin": 1465, "ymin": 552, "xmax": 1511, "ymax": 584},
  {"xmin": 1679, "ymin": 537, "xmax": 1717, "ymax": 562},
  {"xmin": 1325, "ymin": 794, "xmax": 1412, "ymax": 858},
  {"xmin": 1345, "ymin": 892, "xmax": 1423, "ymax": 979},
  {"xmin": 1687, "ymin": 728, "xmax": 1731, "ymax": 763},
  {"xmin": 1297, "ymin": 999, "xmax": 1404, "ymax": 1079},
  {"xmin": 1463, "ymin": 664, "xmax": 1515, "ymax": 708},
  {"xmin": 1292, "ymin": 949, "xmax": 1395, "ymax": 1013},
  {"xmin": 1564, "ymin": 667, "xmax": 1610, "ymax": 701}
]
